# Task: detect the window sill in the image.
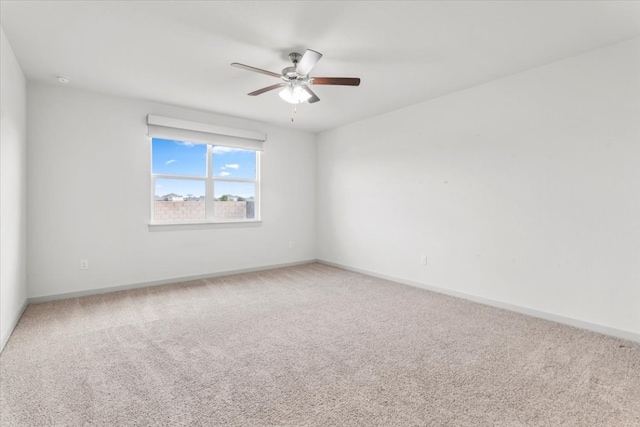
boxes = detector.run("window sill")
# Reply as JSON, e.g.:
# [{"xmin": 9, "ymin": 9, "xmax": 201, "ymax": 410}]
[{"xmin": 148, "ymin": 220, "xmax": 262, "ymax": 232}]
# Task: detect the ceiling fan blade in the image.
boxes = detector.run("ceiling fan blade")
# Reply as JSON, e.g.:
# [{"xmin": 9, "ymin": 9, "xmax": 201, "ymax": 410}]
[
  {"xmin": 248, "ymin": 83, "xmax": 286, "ymax": 96},
  {"xmin": 231, "ymin": 62, "xmax": 281, "ymax": 78},
  {"xmin": 302, "ymin": 85, "xmax": 320, "ymax": 103},
  {"xmin": 295, "ymin": 49, "xmax": 322, "ymax": 76},
  {"xmin": 311, "ymin": 77, "xmax": 361, "ymax": 86}
]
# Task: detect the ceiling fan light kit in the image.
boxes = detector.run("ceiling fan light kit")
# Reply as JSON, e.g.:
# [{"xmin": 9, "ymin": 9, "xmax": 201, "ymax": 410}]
[
  {"xmin": 231, "ymin": 49, "xmax": 361, "ymax": 109},
  {"xmin": 279, "ymin": 83, "xmax": 312, "ymax": 104}
]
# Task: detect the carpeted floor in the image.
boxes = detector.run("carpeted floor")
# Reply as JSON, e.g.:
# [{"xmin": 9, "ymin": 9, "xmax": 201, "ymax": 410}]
[{"xmin": 1, "ymin": 263, "xmax": 639, "ymax": 426}]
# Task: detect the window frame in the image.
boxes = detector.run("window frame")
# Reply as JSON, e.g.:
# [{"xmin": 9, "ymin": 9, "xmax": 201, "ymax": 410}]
[{"xmin": 150, "ymin": 139, "xmax": 261, "ymax": 225}]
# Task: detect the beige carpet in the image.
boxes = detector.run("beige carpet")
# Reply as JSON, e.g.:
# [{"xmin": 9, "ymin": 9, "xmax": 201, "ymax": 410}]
[{"xmin": 1, "ymin": 263, "xmax": 639, "ymax": 426}]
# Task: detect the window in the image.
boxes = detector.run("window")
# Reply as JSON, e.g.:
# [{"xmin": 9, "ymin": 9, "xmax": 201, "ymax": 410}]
[
  {"xmin": 147, "ymin": 115, "xmax": 265, "ymax": 225},
  {"xmin": 151, "ymin": 139, "xmax": 260, "ymax": 223}
]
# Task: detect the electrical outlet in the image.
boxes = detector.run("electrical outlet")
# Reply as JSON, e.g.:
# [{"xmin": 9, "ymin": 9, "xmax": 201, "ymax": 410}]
[
  {"xmin": 80, "ymin": 259, "xmax": 89, "ymax": 270},
  {"xmin": 420, "ymin": 255, "xmax": 427, "ymax": 265}
]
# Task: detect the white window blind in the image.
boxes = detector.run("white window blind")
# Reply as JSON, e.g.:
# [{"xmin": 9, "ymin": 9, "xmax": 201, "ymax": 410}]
[{"xmin": 147, "ymin": 115, "xmax": 266, "ymax": 151}]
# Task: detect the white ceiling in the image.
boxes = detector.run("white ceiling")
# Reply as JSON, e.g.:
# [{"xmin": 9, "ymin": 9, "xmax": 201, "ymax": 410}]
[{"xmin": 2, "ymin": 1, "xmax": 639, "ymax": 132}]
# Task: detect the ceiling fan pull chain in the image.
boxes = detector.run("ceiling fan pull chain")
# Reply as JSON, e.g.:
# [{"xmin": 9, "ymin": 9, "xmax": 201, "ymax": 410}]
[{"xmin": 291, "ymin": 103, "xmax": 297, "ymax": 122}]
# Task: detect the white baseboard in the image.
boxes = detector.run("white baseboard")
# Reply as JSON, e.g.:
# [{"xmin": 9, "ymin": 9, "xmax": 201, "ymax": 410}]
[
  {"xmin": 28, "ymin": 259, "xmax": 317, "ymax": 304},
  {"xmin": 1, "ymin": 299, "xmax": 28, "ymax": 353},
  {"xmin": 318, "ymin": 259, "xmax": 640, "ymax": 344}
]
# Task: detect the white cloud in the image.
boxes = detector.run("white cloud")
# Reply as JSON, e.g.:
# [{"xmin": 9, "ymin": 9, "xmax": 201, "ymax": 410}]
[
  {"xmin": 176, "ymin": 141, "xmax": 194, "ymax": 147},
  {"xmin": 219, "ymin": 171, "xmax": 231, "ymax": 177},
  {"xmin": 225, "ymin": 163, "xmax": 240, "ymax": 169},
  {"xmin": 165, "ymin": 159, "xmax": 177, "ymax": 165},
  {"xmin": 155, "ymin": 184, "xmax": 163, "ymax": 188},
  {"xmin": 212, "ymin": 146, "xmax": 242, "ymax": 154}
]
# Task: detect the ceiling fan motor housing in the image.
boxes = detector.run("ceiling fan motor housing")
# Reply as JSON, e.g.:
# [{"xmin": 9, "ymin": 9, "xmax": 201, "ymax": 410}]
[
  {"xmin": 282, "ymin": 66, "xmax": 299, "ymax": 80},
  {"xmin": 283, "ymin": 52, "xmax": 306, "ymax": 81}
]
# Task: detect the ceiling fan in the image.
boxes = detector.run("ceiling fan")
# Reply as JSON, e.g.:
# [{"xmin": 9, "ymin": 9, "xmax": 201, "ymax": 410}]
[{"xmin": 231, "ymin": 49, "xmax": 360, "ymax": 105}]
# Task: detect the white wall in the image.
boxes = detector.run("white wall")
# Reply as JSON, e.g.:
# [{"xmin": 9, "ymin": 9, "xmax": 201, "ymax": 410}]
[
  {"xmin": 317, "ymin": 38, "xmax": 640, "ymax": 337},
  {"xmin": 27, "ymin": 83, "xmax": 316, "ymax": 298},
  {"xmin": 1, "ymin": 27, "xmax": 28, "ymax": 350}
]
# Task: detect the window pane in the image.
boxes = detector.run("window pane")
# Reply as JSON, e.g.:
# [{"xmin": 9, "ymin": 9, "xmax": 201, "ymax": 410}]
[
  {"xmin": 212, "ymin": 146, "xmax": 256, "ymax": 179},
  {"xmin": 152, "ymin": 138, "xmax": 206, "ymax": 176},
  {"xmin": 154, "ymin": 178, "xmax": 205, "ymax": 223},
  {"xmin": 214, "ymin": 181, "xmax": 256, "ymax": 220}
]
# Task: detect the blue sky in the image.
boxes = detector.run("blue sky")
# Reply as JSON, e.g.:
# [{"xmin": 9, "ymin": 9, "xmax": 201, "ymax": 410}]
[{"xmin": 152, "ymin": 139, "xmax": 256, "ymax": 197}]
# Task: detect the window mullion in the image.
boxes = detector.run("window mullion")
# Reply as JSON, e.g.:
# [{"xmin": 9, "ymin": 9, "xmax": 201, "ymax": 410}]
[
  {"xmin": 206, "ymin": 144, "xmax": 214, "ymax": 221},
  {"xmin": 151, "ymin": 174, "xmax": 206, "ymax": 182},
  {"xmin": 255, "ymin": 152, "xmax": 261, "ymax": 221},
  {"xmin": 211, "ymin": 177, "xmax": 256, "ymax": 183}
]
